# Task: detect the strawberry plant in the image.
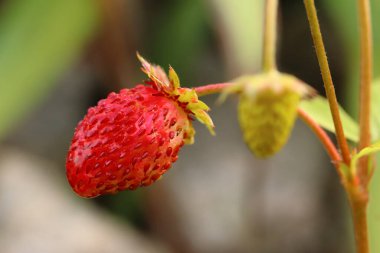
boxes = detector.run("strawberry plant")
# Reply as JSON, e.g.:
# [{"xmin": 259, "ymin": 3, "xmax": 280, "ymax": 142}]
[{"xmin": 66, "ymin": 0, "xmax": 378, "ymax": 252}]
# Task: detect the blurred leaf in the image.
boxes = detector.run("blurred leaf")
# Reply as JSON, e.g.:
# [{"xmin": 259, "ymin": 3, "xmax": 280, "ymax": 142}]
[
  {"xmin": 299, "ymin": 96, "xmax": 359, "ymax": 142},
  {"xmin": 151, "ymin": 0, "xmax": 207, "ymax": 76},
  {"xmin": 371, "ymin": 80, "xmax": 380, "ymax": 252},
  {"xmin": 371, "ymin": 80, "xmax": 380, "ymax": 141},
  {"xmin": 323, "ymin": 0, "xmax": 380, "ymax": 113},
  {"xmin": 208, "ymin": 0, "xmax": 264, "ymax": 75},
  {"xmin": 371, "ymin": 152, "xmax": 380, "ymax": 252},
  {"xmin": 0, "ymin": 0, "xmax": 99, "ymax": 139},
  {"xmin": 95, "ymin": 189, "xmax": 147, "ymax": 229}
]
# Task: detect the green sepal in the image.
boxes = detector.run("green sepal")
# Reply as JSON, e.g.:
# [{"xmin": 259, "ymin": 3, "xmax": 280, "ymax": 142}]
[
  {"xmin": 169, "ymin": 66, "xmax": 180, "ymax": 90},
  {"xmin": 218, "ymin": 71, "xmax": 314, "ymax": 103}
]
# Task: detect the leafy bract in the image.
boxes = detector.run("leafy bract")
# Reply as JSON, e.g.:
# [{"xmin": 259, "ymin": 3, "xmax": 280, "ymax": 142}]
[{"xmin": 350, "ymin": 141, "xmax": 380, "ymax": 175}]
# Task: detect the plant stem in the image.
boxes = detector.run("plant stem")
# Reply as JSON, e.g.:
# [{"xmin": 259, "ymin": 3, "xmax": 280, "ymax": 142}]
[
  {"xmin": 262, "ymin": 0, "xmax": 279, "ymax": 72},
  {"xmin": 297, "ymin": 108, "xmax": 342, "ymax": 171},
  {"xmin": 194, "ymin": 83, "xmax": 232, "ymax": 97},
  {"xmin": 346, "ymin": 185, "xmax": 370, "ymax": 253},
  {"xmin": 357, "ymin": 0, "xmax": 373, "ymax": 184},
  {"xmin": 303, "ymin": 0, "xmax": 351, "ymax": 166}
]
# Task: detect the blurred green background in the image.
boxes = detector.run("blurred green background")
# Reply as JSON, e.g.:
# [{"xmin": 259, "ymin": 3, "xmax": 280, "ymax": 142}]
[{"xmin": 0, "ymin": 0, "xmax": 378, "ymax": 252}]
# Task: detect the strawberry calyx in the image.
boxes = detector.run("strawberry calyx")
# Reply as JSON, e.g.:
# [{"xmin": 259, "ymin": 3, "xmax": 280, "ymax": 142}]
[
  {"xmin": 219, "ymin": 71, "xmax": 315, "ymax": 103},
  {"xmin": 137, "ymin": 53, "xmax": 215, "ymax": 142}
]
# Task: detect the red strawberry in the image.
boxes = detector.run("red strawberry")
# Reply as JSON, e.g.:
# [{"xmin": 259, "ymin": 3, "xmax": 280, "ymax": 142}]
[{"xmin": 66, "ymin": 54, "xmax": 214, "ymax": 198}]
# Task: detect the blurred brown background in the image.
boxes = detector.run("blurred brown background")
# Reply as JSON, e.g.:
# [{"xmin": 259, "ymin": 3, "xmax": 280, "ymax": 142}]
[{"xmin": 0, "ymin": 0, "xmax": 379, "ymax": 252}]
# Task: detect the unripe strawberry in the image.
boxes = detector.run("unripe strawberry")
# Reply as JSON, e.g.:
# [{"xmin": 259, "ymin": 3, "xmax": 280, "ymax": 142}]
[
  {"xmin": 222, "ymin": 71, "xmax": 313, "ymax": 158},
  {"xmin": 66, "ymin": 54, "xmax": 214, "ymax": 198}
]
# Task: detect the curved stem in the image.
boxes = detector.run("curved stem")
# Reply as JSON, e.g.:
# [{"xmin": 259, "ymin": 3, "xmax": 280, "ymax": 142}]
[
  {"xmin": 298, "ymin": 108, "xmax": 342, "ymax": 173},
  {"xmin": 194, "ymin": 83, "xmax": 232, "ymax": 97},
  {"xmin": 357, "ymin": 0, "xmax": 373, "ymax": 184},
  {"xmin": 303, "ymin": 0, "xmax": 351, "ymax": 166},
  {"xmin": 262, "ymin": 0, "xmax": 279, "ymax": 72}
]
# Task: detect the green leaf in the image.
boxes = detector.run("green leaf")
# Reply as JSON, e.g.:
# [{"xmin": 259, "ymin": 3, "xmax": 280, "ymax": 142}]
[
  {"xmin": 299, "ymin": 96, "xmax": 359, "ymax": 142},
  {"xmin": 0, "ymin": 0, "xmax": 99, "ymax": 140},
  {"xmin": 208, "ymin": 0, "xmax": 264, "ymax": 74},
  {"xmin": 371, "ymin": 80, "xmax": 380, "ymax": 141},
  {"xmin": 150, "ymin": 0, "xmax": 207, "ymax": 75}
]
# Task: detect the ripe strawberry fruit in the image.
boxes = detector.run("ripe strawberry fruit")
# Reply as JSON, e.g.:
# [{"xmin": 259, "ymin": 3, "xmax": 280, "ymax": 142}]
[{"xmin": 66, "ymin": 54, "xmax": 214, "ymax": 198}]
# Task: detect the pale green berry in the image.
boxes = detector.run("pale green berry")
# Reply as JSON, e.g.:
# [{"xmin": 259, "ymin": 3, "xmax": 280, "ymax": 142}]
[
  {"xmin": 223, "ymin": 71, "xmax": 313, "ymax": 158},
  {"xmin": 238, "ymin": 86, "xmax": 301, "ymax": 158}
]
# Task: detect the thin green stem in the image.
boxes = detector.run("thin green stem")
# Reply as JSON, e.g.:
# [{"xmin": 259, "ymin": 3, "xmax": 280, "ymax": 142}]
[
  {"xmin": 303, "ymin": 0, "xmax": 351, "ymax": 166},
  {"xmin": 262, "ymin": 0, "xmax": 279, "ymax": 72},
  {"xmin": 357, "ymin": 0, "xmax": 373, "ymax": 185}
]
